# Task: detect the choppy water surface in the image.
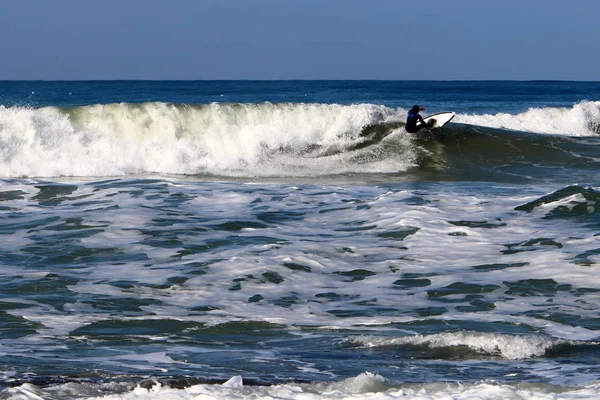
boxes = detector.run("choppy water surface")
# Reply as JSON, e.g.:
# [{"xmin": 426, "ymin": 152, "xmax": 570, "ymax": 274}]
[
  {"xmin": 1, "ymin": 80, "xmax": 600, "ymax": 399},
  {"xmin": 2, "ymin": 177, "xmax": 600, "ymax": 399}
]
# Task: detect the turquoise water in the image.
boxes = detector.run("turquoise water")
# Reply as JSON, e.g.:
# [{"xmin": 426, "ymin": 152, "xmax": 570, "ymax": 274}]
[{"xmin": 1, "ymin": 81, "xmax": 600, "ymax": 399}]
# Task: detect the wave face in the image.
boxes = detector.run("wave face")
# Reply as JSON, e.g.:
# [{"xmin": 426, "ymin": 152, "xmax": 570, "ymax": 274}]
[{"xmin": 0, "ymin": 100, "xmax": 599, "ymax": 179}]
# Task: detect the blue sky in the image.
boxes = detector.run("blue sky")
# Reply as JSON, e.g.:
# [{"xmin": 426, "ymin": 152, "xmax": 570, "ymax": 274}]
[{"xmin": 1, "ymin": 0, "xmax": 598, "ymax": 80}]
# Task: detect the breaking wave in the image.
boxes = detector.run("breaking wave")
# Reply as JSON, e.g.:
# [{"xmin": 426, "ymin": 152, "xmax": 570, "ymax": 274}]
[
  {"xmin": 344, "ymin": 331, "xmax": 595, "ymax": 360},
  {"xmin": 0, "ymin": 101, "xmax": 599, "ymax": 179},
  {"xmin": 4, "ymin": 372, "xmax": 600, "ymax": 400}
]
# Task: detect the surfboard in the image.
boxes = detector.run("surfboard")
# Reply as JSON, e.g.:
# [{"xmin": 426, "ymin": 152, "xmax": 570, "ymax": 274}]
[{"xmin": 416, "ymin": 111, "xmax": 455, "ymax": 130}]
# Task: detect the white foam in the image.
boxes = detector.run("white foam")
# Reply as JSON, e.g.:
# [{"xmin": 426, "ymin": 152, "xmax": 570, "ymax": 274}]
[
  {"xmin": 346, "ymin": 332, "xmax": 568, "ymax": 360},
  {"xmin": 4, "ymin": 181, "xmax": 600, "ymax": 340},
  {"xmin": 5, "ymin": 375, "xmax": 600, "ymax": 400},
  {"xmin": 0, "ymin": 103, "xmax": 400, "ymax": 178},
  {"xmin": 2, "ymin": 101, "xmax": 598, "ymax": 178},
  {"xmin": 455, "ymin": 100, "xmax": 600, "ymax": 136},
  {"xmin": 3, "ymin": 181, "xmax": 600, "ymax": 397}
]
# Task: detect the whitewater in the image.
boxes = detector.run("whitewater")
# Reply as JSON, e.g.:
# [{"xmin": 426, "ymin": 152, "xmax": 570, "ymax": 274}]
[
  {"xmin": 1, "ymin": 80, "xmax": 600, "ymax": 400},
  {"xmin": 1, "ymin": 99, "xmax": 599, "ymax": 179}
]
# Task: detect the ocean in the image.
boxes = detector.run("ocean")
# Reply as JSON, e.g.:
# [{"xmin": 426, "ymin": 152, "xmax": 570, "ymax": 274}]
[{"xmin": 1, "ymin": 80, "xmax": 600, "ymax": 399}]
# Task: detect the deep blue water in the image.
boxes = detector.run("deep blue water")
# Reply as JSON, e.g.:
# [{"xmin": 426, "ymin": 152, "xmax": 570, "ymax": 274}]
[{"xmin": 2, "ymin": 80, "xmax": 600, "ymax": 113}]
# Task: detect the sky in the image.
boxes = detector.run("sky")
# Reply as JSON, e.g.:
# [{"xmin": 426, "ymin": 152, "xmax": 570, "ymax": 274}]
[{"xmin": 1, "ymin": 0, "xmax": 598, "ymax": 81}]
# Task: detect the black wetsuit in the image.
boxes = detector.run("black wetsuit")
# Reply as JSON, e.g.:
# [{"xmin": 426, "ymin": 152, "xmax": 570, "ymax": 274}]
[{"xmin": 406, "ymin": 111, "xmax": 427, "ymax": 133}]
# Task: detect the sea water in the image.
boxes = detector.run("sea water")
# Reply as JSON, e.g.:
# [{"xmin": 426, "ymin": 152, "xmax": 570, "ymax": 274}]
[{"xmin": 1, "ymin": 81, "xmax": 600, "ymax": 399}]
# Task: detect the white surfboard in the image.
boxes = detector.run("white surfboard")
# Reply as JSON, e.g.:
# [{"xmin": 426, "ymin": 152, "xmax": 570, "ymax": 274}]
[{"xmin": 417, "ymin": 111, "xmax": 456, "ymax": 130}]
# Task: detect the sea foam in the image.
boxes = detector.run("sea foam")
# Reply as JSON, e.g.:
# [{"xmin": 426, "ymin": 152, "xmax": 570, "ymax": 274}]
[
  {"xmin": 1, "ymin": 101, "xmax": 598, "ymax": 178},
  {"xmin": 0, "ymin": 103, "xmax": 400, "ymax": 178},
  {"xmin": 345, "ymin": 332, "xmax": 570, "ymax": 360},
  {"xmin": 5, "ymin": 374, "xmax": 600, "ymax": 400},
  {"xmin": 455, "ymin": 100, "xmax": 600, "ymax": 136}
]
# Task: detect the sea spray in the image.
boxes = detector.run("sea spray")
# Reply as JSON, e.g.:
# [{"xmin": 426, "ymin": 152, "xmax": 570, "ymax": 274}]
[
  {"xmin": 455, "ymin": 100, "xmax": 600, "ymax": 136},
  {"xmin": 0, "ymin": 103, "xmax": 401, "ymax": 178}
]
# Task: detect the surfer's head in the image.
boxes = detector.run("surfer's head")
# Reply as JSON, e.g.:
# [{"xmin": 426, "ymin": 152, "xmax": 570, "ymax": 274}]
[{"xmin": 411, "ymin": 105, "xmax": 420, "ymax": 113}]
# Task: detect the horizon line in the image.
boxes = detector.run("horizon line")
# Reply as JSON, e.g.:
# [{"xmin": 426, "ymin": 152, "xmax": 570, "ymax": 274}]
[{"xmin": 1, "ymin": 78, "xmax": 599, "ymax": 83}]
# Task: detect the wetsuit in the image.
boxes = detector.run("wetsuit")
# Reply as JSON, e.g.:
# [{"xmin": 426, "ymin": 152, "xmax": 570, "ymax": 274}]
[{"xmin": 406, "ymin": 111, "xmax": 427, "ymax": 133}]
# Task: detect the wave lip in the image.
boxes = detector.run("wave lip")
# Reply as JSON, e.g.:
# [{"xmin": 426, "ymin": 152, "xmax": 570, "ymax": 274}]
[{"xmin": 344, "ymin": 331, "xmax": 575, "ymax": 360}]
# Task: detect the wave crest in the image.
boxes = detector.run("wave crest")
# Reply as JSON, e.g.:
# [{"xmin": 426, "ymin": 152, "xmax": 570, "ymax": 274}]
[
  {"xmin": 0, "ymin": 102, "xmax": 400, "ymax": 178},
  {"xmin": 455, "ymin": 100, "xmax": 600, "ymax": 136},
  {"xmin": 345, "ymin": 332, "xmax": 572, "ymax": 359},
  {"xmin": 1, "ymin": 100, "xmax": 598, "ymax": 179}
]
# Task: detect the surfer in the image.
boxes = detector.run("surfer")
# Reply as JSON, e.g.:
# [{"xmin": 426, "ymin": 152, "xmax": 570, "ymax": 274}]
[{"xmin": 405, "ymin": 105, "xmax": 432, "ymax": 134}]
